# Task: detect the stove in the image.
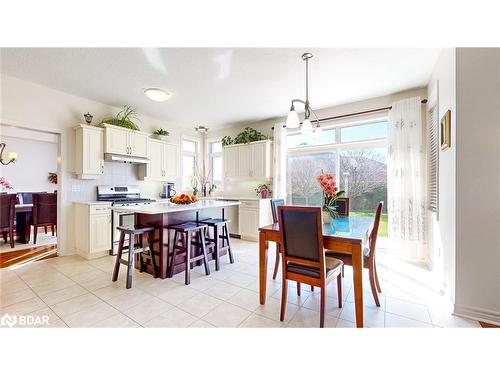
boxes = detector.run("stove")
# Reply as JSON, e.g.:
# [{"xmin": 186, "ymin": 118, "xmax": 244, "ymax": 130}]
[
  {"xmin": 97, "ymin": 185, "xmax": 156, "ymax": 206},
  {"xmin": 97, "ymin": 185, "xmax": 156, "ymax": 254}
]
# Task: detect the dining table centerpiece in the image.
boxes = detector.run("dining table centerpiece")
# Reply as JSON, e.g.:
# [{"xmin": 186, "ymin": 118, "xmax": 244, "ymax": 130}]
[{"xmin": 316, "ymin": 171, "xmax": 345, "ymax": 224}]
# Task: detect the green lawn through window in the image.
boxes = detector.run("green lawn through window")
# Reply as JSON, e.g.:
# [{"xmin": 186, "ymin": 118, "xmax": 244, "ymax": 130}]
[{"xmin": 350, "ymin": 212, "xmax": 388, "ymax": 237}]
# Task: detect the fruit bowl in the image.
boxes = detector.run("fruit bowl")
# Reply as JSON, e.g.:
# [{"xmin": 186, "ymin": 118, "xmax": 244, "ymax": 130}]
[{"xmin": 170, "ymin": 194, "xmax": 198, "ymax": 205}]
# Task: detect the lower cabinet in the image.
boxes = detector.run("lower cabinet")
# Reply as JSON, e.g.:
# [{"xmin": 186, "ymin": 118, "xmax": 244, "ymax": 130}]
[
  {"xmin": 74, "ymin": 202, "xmax": 112, "ymax": 259},
  {"xmin": 238, "ymin": 199, "xmax": 272, "ymax": 241}
]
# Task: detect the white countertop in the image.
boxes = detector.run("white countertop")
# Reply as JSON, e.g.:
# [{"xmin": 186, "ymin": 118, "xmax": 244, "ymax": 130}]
[
  {"xmin": 112, "ymin": 199, "xmax": 240, "ymax": 215},
  {"xmin": 74, "ymin": 201, "xmax": 113, "ymax": 206}
]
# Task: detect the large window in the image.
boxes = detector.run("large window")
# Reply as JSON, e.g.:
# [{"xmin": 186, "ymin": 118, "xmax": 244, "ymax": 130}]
[
  {"xmin": 286, "ymin": 120, "xmax": 388, "ymax": 236},
  {"xmin": 208, "ymin": 140, "xmax": 223, "ymax": 188},
  {"xmin": 182, "ymin": 139, "xmax": 199, "ymax": 191}
]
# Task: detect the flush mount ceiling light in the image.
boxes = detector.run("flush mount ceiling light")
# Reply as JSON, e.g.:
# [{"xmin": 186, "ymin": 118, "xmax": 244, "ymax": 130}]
[
  {"xmin": 286, "ymin": 53, "xmax": 321, "ymax": 135},
  {"xmin": 195, "ymin": 126, "xmax": 209, "ymax": 134},
  {"xmin": 143, "ymin": 88, "xmax": 171, "ymax": 102}
]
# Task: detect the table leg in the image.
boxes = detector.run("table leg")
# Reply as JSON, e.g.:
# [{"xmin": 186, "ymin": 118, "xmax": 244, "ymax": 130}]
[
  {"xmin": 352, "ymin": 242, "xmax": 364, "ymax": 328},
  {"xmin": 16, "ymin": 212, "xmax": 30, "ymax": 244},
  {"xmin": 259, "ymin": 231, "xmax": 268, "ymax": 304}
]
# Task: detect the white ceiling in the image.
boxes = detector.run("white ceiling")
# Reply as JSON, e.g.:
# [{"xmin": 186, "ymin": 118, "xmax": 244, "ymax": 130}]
[{"xmin": 1, "ymin": 48, "xmax": 440, "ymax": 128}]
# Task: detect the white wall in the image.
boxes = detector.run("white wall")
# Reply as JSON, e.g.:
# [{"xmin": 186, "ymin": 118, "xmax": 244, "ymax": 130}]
[
  {"xmin": 453, "ymin": 48, "xmax": 500, "ymax": 323},
  {"xmin": 0, "ymin": 127, "xmax": 58, "ymax": 193},
  {"xmin": 0, "ymin": 74, "xmax": 202, "ymax": 255},
  {"xmin": 426, "ymin": 48, "xmax": 457, "ymax": 298}
]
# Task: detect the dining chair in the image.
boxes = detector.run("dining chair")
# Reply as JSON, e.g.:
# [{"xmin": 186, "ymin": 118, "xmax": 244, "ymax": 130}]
[
  {"xmin": 270, "ymin": 198, "xmax": 285, "ymax": 279},
  {"xmin": 334, "ymin": 197, "xmax": 350, "ymax": 216},
  {"xmin": 277, "ymin": 206, "xmax": 343, "ymax": 327},
  {"xmin": 32, "ymin": 193, "xmax": 57, "ymax": 244},
  {"xmin": 0, "ymin": 194, "xmax": 16, "ymax": 248},
  {"xmin": 326, "ymin": 202, "xmax": 384, "ymax": 306}
]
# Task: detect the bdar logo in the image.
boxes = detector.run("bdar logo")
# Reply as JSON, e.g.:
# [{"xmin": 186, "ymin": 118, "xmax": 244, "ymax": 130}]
[{"xmin": 1, "ymin": 313, "xmax": 17, "ymax": 328}]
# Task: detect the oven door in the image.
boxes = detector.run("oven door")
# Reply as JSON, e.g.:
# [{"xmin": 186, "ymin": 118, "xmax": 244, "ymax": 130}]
[{"xmin": 111, "ymin": 208, "xmax": 135, "ymax": 255}]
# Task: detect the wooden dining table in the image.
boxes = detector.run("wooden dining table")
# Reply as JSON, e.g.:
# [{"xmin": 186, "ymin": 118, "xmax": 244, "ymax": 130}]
[
  {"xmin": 258, "ymin": 215, "xmax": 374, "ymax": 328},
  {"xmin": 15, "ymin": 204, "xmax": 33, "ymax": 244}
]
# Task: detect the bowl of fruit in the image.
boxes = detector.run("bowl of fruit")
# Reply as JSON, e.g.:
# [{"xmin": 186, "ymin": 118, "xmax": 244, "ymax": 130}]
[{"xmin": 170, "ymin": 194, "xmax": 199, "ymax": 205}]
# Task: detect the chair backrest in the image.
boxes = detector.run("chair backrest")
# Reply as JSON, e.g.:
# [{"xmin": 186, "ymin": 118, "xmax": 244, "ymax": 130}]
[
  {"xmin": 367, "ymin": 202, "xmax": 384, "ymax": 262},
  {"xmin": 0, "ymin": 194, "xmax": 16, "ymax": 229},
  {"xmin": 17, "ymin": 192, "xmax": 45, "ymax": 205},
  {"xmin": 334, "ymin": 197, "xmax": 350, "ymax": 216},
  {"xmin": 270, "ymin": 198, "xmax": 285, "ymax": 224},
  {"xmin": 33, "ymin": 193, "xmax": 57, "ymax": 225},
  {"xmin": 277, "ymin": 206, "xmax": 326, "ymax": 276}
]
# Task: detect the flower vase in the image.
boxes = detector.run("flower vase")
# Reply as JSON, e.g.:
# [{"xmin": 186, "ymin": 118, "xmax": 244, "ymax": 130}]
[{"xmin": 322, "ymin": 210, "xmax": 332, "ymax": 224}]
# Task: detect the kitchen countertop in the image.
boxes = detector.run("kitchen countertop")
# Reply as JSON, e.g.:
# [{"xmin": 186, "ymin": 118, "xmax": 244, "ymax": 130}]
[
  {"xmin": 112, "ymin": 199, "xmax": 240, "ymax": 215},
  {"xmin": 74, "ymin": 201, "xmax": 113, "ymax": 206}
]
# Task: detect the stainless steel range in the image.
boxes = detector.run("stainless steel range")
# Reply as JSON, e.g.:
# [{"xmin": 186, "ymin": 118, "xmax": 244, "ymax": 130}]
[{"xmin": 97, "ymin": 185, "xmax": 156, "ymax": 254}]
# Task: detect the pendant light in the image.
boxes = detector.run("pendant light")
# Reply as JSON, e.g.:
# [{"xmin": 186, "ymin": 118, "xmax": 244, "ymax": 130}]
[{"xmin": 286, "ymin": 53, "xmax": 321, "ymax": 134}]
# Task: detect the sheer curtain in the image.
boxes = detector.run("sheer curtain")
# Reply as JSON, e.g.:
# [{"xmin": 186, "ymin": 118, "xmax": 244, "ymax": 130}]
[
  {"xmin": 387, "ymin": 96, "xmax": 425, "ymax": 258},
  {"xmin": 272, "ymin": 122, "xmax": 287, "ymax": 199}
]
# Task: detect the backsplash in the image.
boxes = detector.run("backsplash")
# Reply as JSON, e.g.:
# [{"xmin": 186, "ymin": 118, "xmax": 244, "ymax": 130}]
[
  {"xmin": 66, "ymin": 161, "xmax": 164, "ymax": 202},
  {"xmin": 222, "ymin": 179, "xmax": 273, "ymax": 199}
]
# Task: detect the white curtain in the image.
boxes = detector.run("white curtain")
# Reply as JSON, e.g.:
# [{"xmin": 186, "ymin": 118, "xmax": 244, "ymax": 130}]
[
  {"xmin": 272, "ymin": 122, "xmax": 287, "ymax": 199},
  {"xmin": 387, "ymin": 96, "xmax": 425, "ymax": 258}
]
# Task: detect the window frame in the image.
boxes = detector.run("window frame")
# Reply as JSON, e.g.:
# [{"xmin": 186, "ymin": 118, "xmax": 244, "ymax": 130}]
[
  {"xmin": 206, "ymin": 137, "xmax": 224, "ymax": 189},
  {"xmin": 182, "ymin": 136, "xmax": 200, "ymax": 191}
]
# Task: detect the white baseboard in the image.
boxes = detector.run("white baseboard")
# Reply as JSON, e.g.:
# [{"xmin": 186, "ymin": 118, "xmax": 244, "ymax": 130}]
[{"xmin": 454, "ymin": 303, "xmax": 500, "ymax": 325}]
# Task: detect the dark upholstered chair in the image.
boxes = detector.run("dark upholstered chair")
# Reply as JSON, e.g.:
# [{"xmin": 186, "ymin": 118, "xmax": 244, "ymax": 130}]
[
  {"xmin": 32, "ymin": 193, "xmax": 57, "ymax": 244},
  {"xmin": 0, "ymin": 194, "xmax": 16, "ymax": 248},
  {"xmin": 326, "ymin": 202, "xmax": 384, "ymax": 307},
  {"xmin": 277, "ymin": 206, "xmax": 343, "ymax": 328},
  {"xmin": 270, "ymin": 198, "xmax": 285, "ymax": 279},
  {"xmin": 333, "ymin": 197, "xmax": 350, "ymax": 216}
]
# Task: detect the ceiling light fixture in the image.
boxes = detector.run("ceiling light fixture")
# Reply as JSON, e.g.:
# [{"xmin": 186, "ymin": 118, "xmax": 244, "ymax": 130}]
[
  {"xmin": 195, "ymin": 126, "xmax": 209, "ymax": 134},
  {"xmin": 143, "ymin": 88, "xmax": 171, "ymax": 102},
  {"xmin": 0, "ymin": 143, "xmax": 17, "ymax": 165},
  {"xmin": 286, "ymin": 53, "xmax": 321, "ymax": 135}
]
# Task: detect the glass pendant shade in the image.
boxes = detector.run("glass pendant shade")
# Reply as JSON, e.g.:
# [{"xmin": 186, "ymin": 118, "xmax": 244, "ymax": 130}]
[
  {"xmin": 313, "ymin": 124, "xmax": 322, "ymax": 137},
  {"xmin": 301, "ymin": 118, "xmax": 313, "ymax": 134},
  {"xmin": 286, "ymin": 110, "xmax": 300, "ymax": 128}
]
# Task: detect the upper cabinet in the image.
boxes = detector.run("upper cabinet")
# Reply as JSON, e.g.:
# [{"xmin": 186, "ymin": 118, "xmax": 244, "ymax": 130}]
[
  {"xmin": 223, "ymin": 140, "xmax": 272, "ymax": 180},
  {"xmin": 138, "ymin": 139, "xmax": 179, "ymax": 181},
  {"xmin": 73, "ymin": 124, "xmax": 104, "ymax": 179},
  {"xmin": 102, "ymin": 123, "xmax": 149, "ymax": 158}
]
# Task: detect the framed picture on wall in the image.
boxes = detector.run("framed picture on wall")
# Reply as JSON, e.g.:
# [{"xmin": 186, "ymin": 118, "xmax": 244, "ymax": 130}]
[{"xmin": 440, "ymin": 109, "xmax": 451, "ymax": 150}]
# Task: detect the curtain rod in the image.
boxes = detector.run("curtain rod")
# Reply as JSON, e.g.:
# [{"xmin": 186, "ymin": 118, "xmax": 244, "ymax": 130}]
[{"xmin": 273, "ymin": 98, "xmax": 428, "ymax": 129}]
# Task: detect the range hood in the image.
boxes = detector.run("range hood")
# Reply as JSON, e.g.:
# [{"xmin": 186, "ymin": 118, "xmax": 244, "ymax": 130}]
[{"xmin": 104, "ymin": 153, "xmax": 150, "ymax": 164}]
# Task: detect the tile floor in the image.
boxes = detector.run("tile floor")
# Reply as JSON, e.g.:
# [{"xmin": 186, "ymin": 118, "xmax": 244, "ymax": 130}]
[{"xmin": 0, "ymin": 239, "xmax": 481, "ymax": 328}]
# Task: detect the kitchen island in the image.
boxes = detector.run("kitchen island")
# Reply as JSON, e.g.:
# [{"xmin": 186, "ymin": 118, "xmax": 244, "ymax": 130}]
[{"xmin": 115, "ymin": 200, "xmax": 240, "ymax": 279}]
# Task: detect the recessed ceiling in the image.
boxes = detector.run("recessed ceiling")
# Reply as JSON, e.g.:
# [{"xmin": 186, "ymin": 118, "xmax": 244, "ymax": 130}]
[{"xmin": 0, "ymin": 48, "xmax": 440, "ymax": 128}]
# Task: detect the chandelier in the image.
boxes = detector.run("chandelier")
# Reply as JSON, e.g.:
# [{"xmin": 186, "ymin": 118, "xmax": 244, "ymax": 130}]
[{"xmin": 286, "ymin": 52, "xmax": 321, "ymax": 134}]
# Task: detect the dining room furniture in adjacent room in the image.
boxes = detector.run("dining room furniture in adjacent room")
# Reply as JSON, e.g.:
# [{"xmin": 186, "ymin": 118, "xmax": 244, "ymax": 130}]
[
  {"xmin": 32, "ymin": 192, "xmax": 57, "ymax": 244},
  {"xmin": 0, "ymin": 193, "xmax": 16, "ymax": 248},
  {"xmin": 326, "ymin": 202, "xmax": 384, "ymax": 306},
  {"xmin": 270, "ymin": 198, "xmax": 285, "ymax": 280},
  {"xmin": 334, "ymin": 197, "xmax": 350, "ymax": 216},
  {"xmin": 277, "ymin": 206, "xmax": 343, "ymax": 327},
  {"xmin": 259, "ymin": 212, "xmax": 374, "ymax": 327},
  {"xmin": 112, "ymin": 225, "xmax": 158, "ymax": 289}
]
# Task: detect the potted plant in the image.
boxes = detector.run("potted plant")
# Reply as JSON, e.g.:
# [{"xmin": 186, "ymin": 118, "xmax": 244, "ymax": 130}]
[
  {"xmin": 100, "ymin": 105, "xmax": 140, "ymax": 130},
  {"xmin": 316, "ymin": 171, "xmax": 345, "ymax": 224},
  {"xmin": 208, "ymin": 183, "xmax": 217, "ymax": 196},
  {"xmin": 153, "ymin": 128, "xmax": 170, "ymax": 141},
  {"xmin": 255, "ymin": 183, "xmax": 272, "ymax": 199},
  {"xmin": 221, "ymin": 127, "xmax": 269, "ymax": 146},
  {"xmin": 0, "ymin": 176, "xmax": 13, "ymax": 192}
]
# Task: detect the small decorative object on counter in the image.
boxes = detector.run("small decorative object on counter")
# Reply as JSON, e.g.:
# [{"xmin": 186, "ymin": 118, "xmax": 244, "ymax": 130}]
[
  {"xmin": 0, "ymin": 176, "xmax": 13, "ymax": 191},
  {"xmin": 153, "ymin": 128, "xmax": 170, "ymax": 141},
  {"xmin": 190, "ymin": 175, "xmax": 199, "ymax": 196},
  {"xmin": 255, "ymin": 183, "xmax": 272, "ymax": 199},
  {"xmin": 316, "ymin": 171, "xmax": 345, "ymax": 223},
  {"xmin": 100, "ymin": 105, "xmax": 140, "ymax": 130},
  {"xmin": 48, "ymin": 172, "xmax": 58, "ymax": 185},
  {"xmin": 83, "ymin": 112, "xmax": 93, "ymax": 125},
  {"xmin": 208, "ymin": 183, "xmax": 217, "ymax": 196},
  {"xmin": 170, "ymin": 194, "xmax": 198, "ymax": 205}
]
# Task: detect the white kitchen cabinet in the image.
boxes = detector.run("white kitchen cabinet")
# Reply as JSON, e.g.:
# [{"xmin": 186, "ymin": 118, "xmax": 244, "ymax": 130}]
[
  {"xmin": 74, "ymin": 202, "xmax": 112, "ymax": 259},
  {"xmin": 238, "ymin": 199, "xmax": 272, "ymax": 241},
  {"xmin": 139, "ymin": 139, "xmax": 179, "ymax": 181},
  {"xmin": 102, "ymin": 123, "xmax": 149, "ymax": 158},
  {"xmin": 73, "ymin": 124, "xmax": 104, "ymax": 179},
  {"xmin": 223, "ymin": 140, "xmax": 272, "ymax": 180}
]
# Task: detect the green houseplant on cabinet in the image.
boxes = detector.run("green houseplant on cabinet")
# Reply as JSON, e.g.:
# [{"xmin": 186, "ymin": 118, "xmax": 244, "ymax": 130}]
[
  {"xmin": 100, "ymin": 105, "xmax": 140, "ymax": 130},
  {"xmin": 221, "ymin": 127, "xmax": 269, "ymax": 146}
]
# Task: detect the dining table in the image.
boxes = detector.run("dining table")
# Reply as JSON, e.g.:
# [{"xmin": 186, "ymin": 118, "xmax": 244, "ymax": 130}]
[
  {"xmin": 258, "ymin": 215, "xmax": 374, "ymax": 328},
  {"xmin": 15, "ymin": 203, "xmax": 33, "ymax": 244}
]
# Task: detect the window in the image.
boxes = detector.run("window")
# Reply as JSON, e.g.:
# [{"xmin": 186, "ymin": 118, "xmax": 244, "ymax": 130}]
[
  {"xmin": 208, "ymin": 140, "xmax": 223, "ymax": 188},
  {"xmin": 428, "ymin": 105, "xmax": 438, "ymax": 211},
  {"xmin": 287, "ymin": 120, "xmax": 388, "ymax": 236},
  {"xmin": 182, "ymin": 139, "xmax": 199, "ymax": 190}
]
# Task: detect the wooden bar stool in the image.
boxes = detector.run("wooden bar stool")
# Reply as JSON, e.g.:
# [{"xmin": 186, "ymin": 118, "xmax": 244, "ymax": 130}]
[
  {"xmin": 199, "ymin": 217, "xmax": 234, "ymax": 271},
  {"xmin": 112, "ymin": 225, "xmax": 158, "ymax": 289},
  {"xmin": 167, "ymin": 221, "xmax": 210, "ymax": 285}
]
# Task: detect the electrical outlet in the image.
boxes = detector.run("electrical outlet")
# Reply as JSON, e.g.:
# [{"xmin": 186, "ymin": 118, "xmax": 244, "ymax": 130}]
[{"xmin": 71, "ymin": 184, "xmax": 81, "ymax": 192}]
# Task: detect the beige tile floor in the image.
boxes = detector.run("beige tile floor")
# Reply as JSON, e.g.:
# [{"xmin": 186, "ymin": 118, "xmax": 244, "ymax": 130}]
[{"xmin": 0, "ymin": 238, "xmax": 481, "ymax": 328}]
